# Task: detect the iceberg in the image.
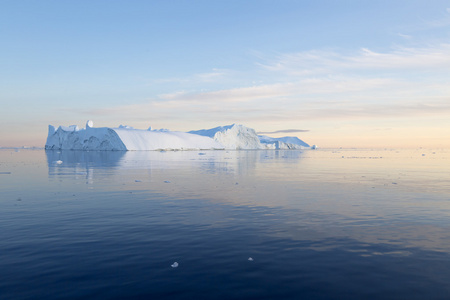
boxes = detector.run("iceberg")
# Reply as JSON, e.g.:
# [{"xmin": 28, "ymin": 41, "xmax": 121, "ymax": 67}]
[
  {"xmin": 45, "ymin": 120, "xmax": 224, "ymax": 151},
  {"xmin": 258, "ymin": 135, "xmax": 310, "ymax": 149},
  {"xmin": 45, "ymin": 121, "xmax": 312, "ymax": 151}
]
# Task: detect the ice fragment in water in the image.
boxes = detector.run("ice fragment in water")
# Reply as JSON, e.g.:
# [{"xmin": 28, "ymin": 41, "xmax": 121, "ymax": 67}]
[
  {"xmin": 248, "ymin": 257, "xmax": 254, "ymax": 261},
  {"xmin": 56, "ymin": 160, "xmax": 63, "ymax": 164},
  {"xmin": 171, "ymin": 262, "xmax": 179, "ymax": 268}
]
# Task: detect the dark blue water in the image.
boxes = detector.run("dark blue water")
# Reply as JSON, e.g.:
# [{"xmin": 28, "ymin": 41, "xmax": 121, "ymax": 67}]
[{"xmin": 1, "ymin": 149, "xmax": 450, "ymax": 299}]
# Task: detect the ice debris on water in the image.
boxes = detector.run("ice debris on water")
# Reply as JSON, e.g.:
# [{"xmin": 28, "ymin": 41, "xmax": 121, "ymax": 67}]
[
  {"xmin": 248, "ymin": 257, "xmax": 254, "ymax": 261},
  {"xmin": 56, "ymin": 160, "xmax": 63, "ymax": 164},
  {"xmin": 171, "ymin": 262, "xmax": 179, "ymax": 268}
]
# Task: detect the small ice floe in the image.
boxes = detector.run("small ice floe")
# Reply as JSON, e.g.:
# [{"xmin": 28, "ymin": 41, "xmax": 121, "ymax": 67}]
[
  {"xmin": 56, "ymin": 160, "xmax": 63, "ymax": 164},
  {"xmin": 135, "ymin": 180, "xmax": 142, "ymax": 182},
  {"xmin": 171, "ymin": 262, "xmax": 179, "ymax": 268},
  {"xmin": 198, "ymin": 152, "xmax": 206, "ymax": 155},
  {"xmin": 248, "ymin": 257, "xmax": 254, "ymax": 261},
  {"xmin": 164, "ymin": 180, "xmax": 171, "ymax": 183}
]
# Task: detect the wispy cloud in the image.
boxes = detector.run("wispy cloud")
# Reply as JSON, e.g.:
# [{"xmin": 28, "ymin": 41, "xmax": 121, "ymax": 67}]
[
  {"xmin": 157, "ymin": 77, "xmax": 397, "ymax": 104},
  {"xmin": 398, "ymin": 33, "xmax": 412, "ymax": 39},
  {"xmin": 150, "ymin": 69, "xmax": 231, "ymax": 85},
  {"xmin": 257, "ymin": 129, "xmax": 310, "ymax": 134},
  {"xmin": 74, "ymin": 44, "xmax": 450, "ymax": 130},
  {"xmin": 259, "ymin": 44, "xmax": 450, "ymax": 75}
]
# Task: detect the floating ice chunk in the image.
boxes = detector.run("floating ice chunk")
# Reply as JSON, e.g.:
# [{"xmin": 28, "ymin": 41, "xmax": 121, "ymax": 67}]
[
  {"xmin": 56, "ymin": 160, "xmax": 63, "ymax": 164},
  {"xmin": 86, "ymin": 120, "xmax": 94, "ymax": 128},
  {"xmin": 248, "ymin": 257, "xmax": 254, "ymax": 261},
  {"xmin": 171, "ymin": 262, "xmax": 179, "ymax": 268},
  {"xmin": 198, "ymin": 152, "xmax": 206, "ymax": 155}
]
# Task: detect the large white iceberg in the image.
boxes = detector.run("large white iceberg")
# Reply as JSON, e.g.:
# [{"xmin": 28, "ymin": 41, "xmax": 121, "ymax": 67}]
[
  {"xmin": 45, "ymin": 121, "xmax": 311, "ymax": 151},
  {"xmin": 46, "ymin": 121, "xmax": 223, "ymax": 151}
]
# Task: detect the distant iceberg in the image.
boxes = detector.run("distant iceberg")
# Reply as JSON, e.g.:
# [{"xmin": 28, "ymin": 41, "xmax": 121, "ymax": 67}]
[
  {"xmin": 45, "ymin": 121, "xmax": 312, "ymax": 151},
  {"xmin": 258, "ymin": 135, "xmax": 310, "ymax": 149}
]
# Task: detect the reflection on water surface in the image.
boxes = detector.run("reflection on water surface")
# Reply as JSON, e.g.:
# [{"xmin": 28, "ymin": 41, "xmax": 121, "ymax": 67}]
[{"xmin": 1, "ymin": 148, "xmax": 450, "ymax": 299}]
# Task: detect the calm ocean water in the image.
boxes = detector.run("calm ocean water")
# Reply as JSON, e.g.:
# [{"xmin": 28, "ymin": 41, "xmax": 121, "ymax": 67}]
[{"xmin": 1, "ymin": 148, "xmax": 450, "ymax": 299}]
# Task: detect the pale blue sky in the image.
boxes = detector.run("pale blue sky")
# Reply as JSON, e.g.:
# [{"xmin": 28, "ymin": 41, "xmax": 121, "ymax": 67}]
[{"xmin": 1, "ymin": 1, "xmax": 450, "ymax": 147}]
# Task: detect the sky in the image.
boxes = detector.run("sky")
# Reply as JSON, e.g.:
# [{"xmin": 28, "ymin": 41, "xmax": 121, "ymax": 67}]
[{"xmin": 1, "ymin": 0, "xmax": 450, "ymax": 148}]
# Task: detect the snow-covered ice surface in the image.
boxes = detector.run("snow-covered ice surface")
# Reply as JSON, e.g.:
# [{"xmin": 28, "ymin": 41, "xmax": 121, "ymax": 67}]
[
  {"xmin": 113, "ymin": 128, "xmax": 224, "ymax": 151},
  {"xmin": 46, "ymin": 121, "xmax": 312, "ymax": 151}
]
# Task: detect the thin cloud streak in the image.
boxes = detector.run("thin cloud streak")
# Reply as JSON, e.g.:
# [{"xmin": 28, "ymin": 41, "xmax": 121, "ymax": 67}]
[
  {"xmin": 79, "ymin": 96, "xmax": 450, "ymax": 125},
  {"xmin": 259, "ymin": 44, "xmax": 450, "ymax": 75},
  {"xmin": 158, "ymin": 77, "xmax": 397, "ymax": 103},
  {"xmin": 150, "ymin": 69, "xmax": 230, "ymax": 85},
  {"xmin": 257, "ymin": 129, "xmax": 310, "ymax": 134}
]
